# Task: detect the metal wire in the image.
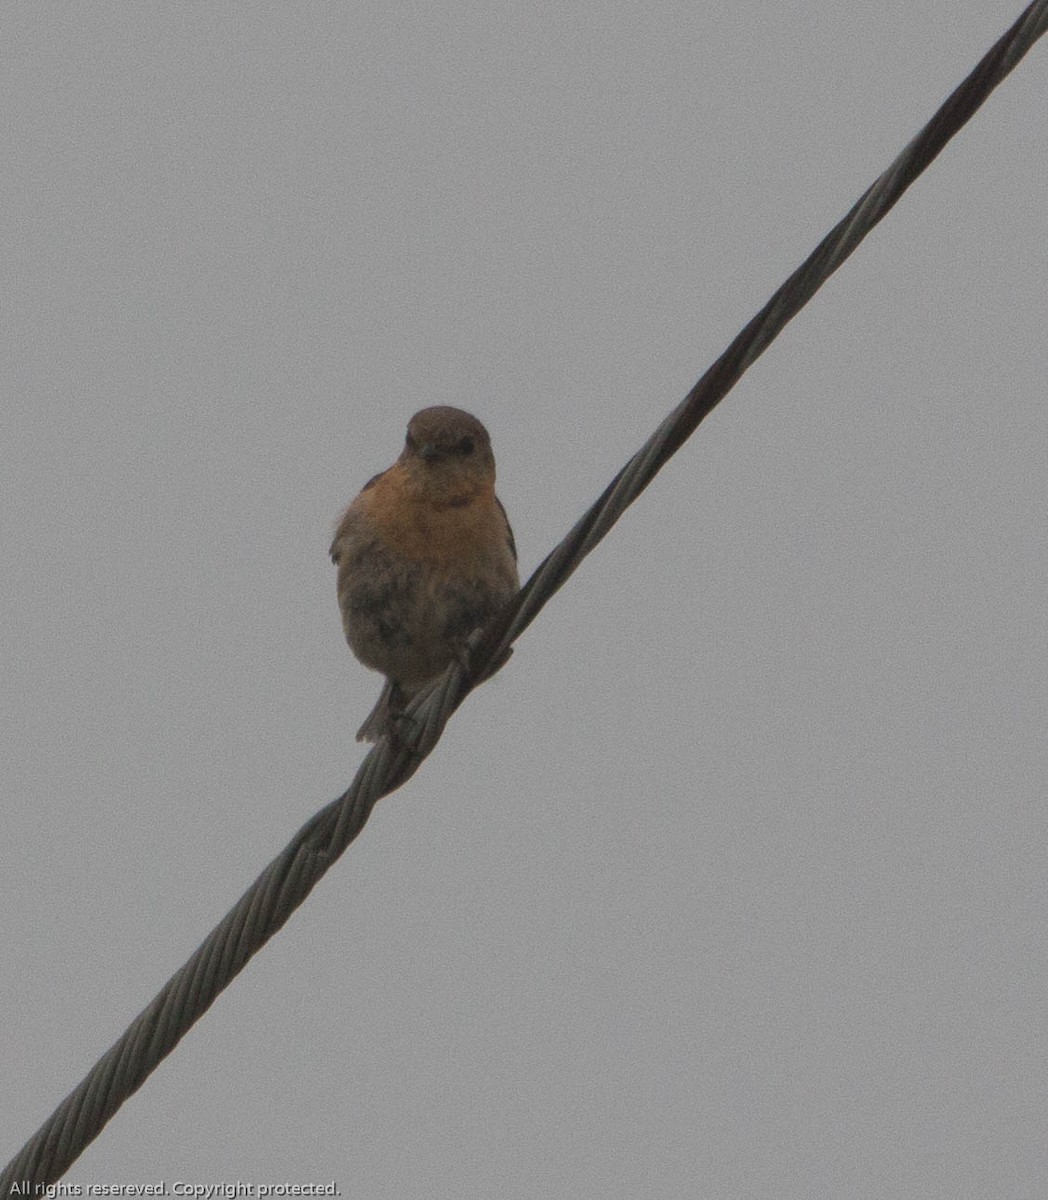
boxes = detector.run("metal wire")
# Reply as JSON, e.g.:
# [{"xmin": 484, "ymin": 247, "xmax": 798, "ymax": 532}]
[{"xmin": 4, "ymin": 0, "xmax": 1046, "ymax": 1186}]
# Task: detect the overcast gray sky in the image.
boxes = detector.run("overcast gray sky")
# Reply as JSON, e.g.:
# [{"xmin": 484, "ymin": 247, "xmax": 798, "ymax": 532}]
[{"xmin": 4, "ymin": 2, "xmax": 1047, "ymax": 1196}]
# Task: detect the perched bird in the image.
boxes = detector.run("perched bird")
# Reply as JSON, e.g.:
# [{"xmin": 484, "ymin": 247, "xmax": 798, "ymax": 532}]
[{"xmin": 331, "ymin": 406, "xmax": 519, "ymax": 742}]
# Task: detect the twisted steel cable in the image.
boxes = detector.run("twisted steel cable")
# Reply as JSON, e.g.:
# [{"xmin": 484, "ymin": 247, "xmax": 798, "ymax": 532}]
[{"xmin": 5, "ymin": 0, "xmax": 1046, "ymax": 1186}]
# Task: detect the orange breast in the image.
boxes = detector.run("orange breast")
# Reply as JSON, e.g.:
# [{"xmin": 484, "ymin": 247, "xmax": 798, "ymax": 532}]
[{"xmin": 364, "ymin": 472, "xmax": 504, "ymax": 567}]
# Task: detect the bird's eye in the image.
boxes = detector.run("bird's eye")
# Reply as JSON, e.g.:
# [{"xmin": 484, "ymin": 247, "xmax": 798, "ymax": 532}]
[{"xmin": 456, "ymin": 436, "xmax": 475, "ymax": 456}]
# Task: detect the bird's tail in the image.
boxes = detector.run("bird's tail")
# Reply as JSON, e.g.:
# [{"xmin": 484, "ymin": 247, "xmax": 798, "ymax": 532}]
[
  {"xmin": 356, "ymin": 679, "xmax": 399, "ymax": 743},
  {"xmin": 356, "ymin": 640, "xmax": 515, "ymax": 742}
]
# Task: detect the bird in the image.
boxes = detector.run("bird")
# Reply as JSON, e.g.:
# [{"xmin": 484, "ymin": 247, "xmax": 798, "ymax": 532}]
[{"xmin": 331, "ymin": 406, "xmax": 519, "ymax": 742}]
